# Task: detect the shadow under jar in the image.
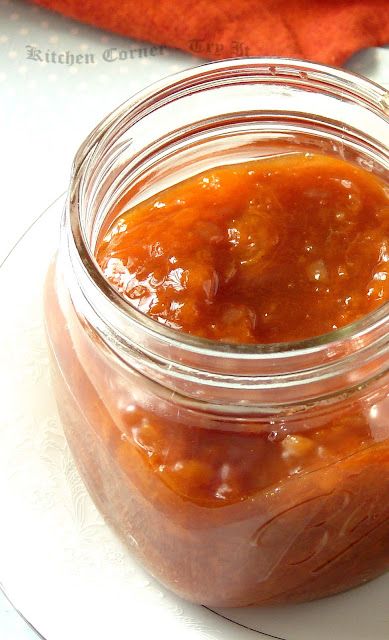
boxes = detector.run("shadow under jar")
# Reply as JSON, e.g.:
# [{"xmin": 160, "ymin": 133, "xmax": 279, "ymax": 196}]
[{"xmin": 44, "ymin": 58, "xmax": 389, "ymax": 607}]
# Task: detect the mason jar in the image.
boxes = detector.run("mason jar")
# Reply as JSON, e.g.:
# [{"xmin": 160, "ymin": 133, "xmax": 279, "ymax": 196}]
[{"xmin": 44, "ymin": 58, "xmax": 389, "ymax": 607}]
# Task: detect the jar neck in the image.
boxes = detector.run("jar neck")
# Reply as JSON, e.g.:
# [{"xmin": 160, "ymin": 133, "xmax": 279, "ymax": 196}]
[{"xmin": 63, "ymin": 58, "xmax": 389, "ymax": 410}]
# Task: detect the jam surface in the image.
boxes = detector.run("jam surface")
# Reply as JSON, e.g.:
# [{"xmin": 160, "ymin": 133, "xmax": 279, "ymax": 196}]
[{"xmin": 97, "ymin": 152, "xmax": 389, "ymax": 343}]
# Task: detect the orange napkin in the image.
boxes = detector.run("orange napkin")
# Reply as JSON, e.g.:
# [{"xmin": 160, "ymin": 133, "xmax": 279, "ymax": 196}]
[{"xmin": 31, "ymin": 0, "xmax": 389, "ymax": 66}]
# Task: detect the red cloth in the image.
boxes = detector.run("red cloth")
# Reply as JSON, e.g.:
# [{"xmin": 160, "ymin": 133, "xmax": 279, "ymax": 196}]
[{"xmin": 31, "ymin": 0, "xmax": 389, "ymax": 65}]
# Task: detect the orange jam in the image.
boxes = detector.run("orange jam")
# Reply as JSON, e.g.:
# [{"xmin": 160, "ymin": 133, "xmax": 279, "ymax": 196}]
[
  {"xmin": 97, "ymin": 153, "xmax": 389, "ymax": 343},
  {"xmin": 45, "ymin": 149, "xmax": 389, "ymax": 607}
]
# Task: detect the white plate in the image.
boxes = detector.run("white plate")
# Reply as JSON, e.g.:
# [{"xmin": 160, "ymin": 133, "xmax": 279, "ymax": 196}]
[{"xmin": 0, "ymin": 195, "xmax": 388, "ymax": 640}]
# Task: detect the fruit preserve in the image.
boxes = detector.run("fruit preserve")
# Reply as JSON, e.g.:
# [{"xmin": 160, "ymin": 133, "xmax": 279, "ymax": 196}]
[{"xmin": 45, "ymin": 59, "xmax": 389, "ymax": 607}]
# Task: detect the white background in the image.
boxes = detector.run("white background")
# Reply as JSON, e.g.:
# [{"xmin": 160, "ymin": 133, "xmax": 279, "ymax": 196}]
[
  {"xmin": 0, "ymin": 0, "xmax": 388, "ymax": 637},
  {"xmin": 0, "ymin": 0, "xmax": 203, "ymax": 264}
]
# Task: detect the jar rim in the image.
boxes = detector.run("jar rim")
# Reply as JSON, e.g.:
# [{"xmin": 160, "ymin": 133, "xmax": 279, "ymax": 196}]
[{"xmin": 67, "ymin": 56, "xmax": 389, "ymax": 367}]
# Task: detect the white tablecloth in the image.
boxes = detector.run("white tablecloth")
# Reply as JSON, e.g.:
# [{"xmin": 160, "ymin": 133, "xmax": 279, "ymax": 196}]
[{"xmin": 0, "ymin": 0, "xmax": 388, "ymax": 636}]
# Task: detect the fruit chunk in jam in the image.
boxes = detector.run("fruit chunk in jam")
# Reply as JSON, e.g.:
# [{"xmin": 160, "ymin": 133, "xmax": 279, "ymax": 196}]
[{"xmin": 97, "ymin": 152, "xmax": 389, "ymax": 343}]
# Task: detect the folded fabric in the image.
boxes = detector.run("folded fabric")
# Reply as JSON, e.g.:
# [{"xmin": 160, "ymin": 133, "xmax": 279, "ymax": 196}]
[{"xmin": 31, "ymin": 0, "xmax": 389, "ymax": 66}]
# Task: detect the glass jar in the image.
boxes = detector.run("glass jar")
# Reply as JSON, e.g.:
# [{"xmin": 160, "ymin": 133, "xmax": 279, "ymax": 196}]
[{"xmin": 44, "ymin": 58, "xmax": 389, "ymax": 607}]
